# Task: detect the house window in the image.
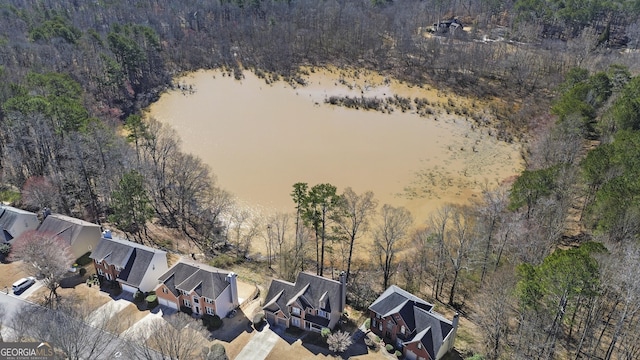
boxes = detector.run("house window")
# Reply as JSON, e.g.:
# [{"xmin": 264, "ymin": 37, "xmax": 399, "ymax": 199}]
[
  {"xmin": 418, "ymin": 343, "xmax": 422, "ymax": 349},
  {"xmin": 115, "ymin": 266, "xmax": 122, "ymax": 271},
  {"xmin": 181, "ymin": 290, "xmax": 189, "ymax": 296},
  {"xmin": 105, "ymin": 273, "xmax": 112, "ymax": 281},
  {"xmin": 372, "ymin": 319, "xmax": 377, "ymax": 328},
  {"xmin": 386, "ymin": 321, "xmax": 393, "ymax": 330},
  {"xmin": 162, "ymin": 287, "xmax": 168, "ymax": 294},
  {"xmin": 193, "ymin": 297, "xmax": 199, "ymax": 304},
  {"xmin": 205, "ymin": 298, "xmax": 213, "ymax": 304},
  {"xmin": 292, "ymin": 317, "xmax": 301, "ymax": 327},
  {"xmin": 184, "ymin": 299, "xmax": 191, "ymax": 307},
  {"xmin": 401, "ymin": 325, "xmax": 405, "ymax": 334},
  {"xmin": 318, "ymin": 310, "xmax": 328, "ymax": 319},
  {"xmin": 292, "ymin": 307, "xmax": 301, "ymax": 316},
  {"xmin": 97, "ymin": 268, "xmax": 104, "ymax": 276},
  {"xmin": 206, "ymin": 307, "xmax": 215, "ymax": 315}
]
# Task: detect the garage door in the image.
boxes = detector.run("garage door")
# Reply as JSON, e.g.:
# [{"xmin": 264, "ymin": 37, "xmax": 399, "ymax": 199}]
[
  {"xmin": 121, "ymin": 284, "xmax": 138, "ymax": 295},
  {"xmin": 405, "ymin": 350, "xmax": 417, "ymax": 360},
  {"xmin": 159, "ymin": 297, "xmax": 178, "ymax": 310}
]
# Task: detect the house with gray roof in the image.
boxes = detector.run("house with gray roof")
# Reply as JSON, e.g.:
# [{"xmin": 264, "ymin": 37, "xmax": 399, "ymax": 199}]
[
  {"xmin": 90, "ymin": 233, "xmax": 168, "ymax": 294},
  {"xmin": 36, "ymin": 213, "xmax": 101, "ymax": 259},
  {"xmin": 0, "ymin": 205, "xmax": 39, "ymax": 243},
  {"xmin": 263, "ymin": 271, "xmax": 346, "ymax": 332},
  {"xmin": 156, "ymin": 259, "xmax": 238, "ymax": 317},
  {"xmin": 369, "ymin": 285, "xmax": 459, "ymax": 360}
]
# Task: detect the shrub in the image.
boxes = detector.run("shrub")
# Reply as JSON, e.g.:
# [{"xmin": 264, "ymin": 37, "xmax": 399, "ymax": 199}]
[
  {"xmin": 252, "ymin": 312, "xmax": 264, "ymax": 324},
  {"xmin": 321, "ymin": 327, "xmax": 331, "ymax": 338},
  {"xmin": 75, "ymin": 252, "xmax": 93, "ymax": 266},
  {"xmin": 202, "ymin": 343, "xmax": 229, "ymax": 360},
  {"xmin": 181, "ymin": 305, "xmax": 193, "ymax": 315},
  {"xmin": 386, "ymin": 344, "xmax": 394, "ymax": 353},
  {"xmin": 209, "ymin": 254, "xmax": 236, "ymax": 268},
  {"xmin": 202, "ymin": 314, "xmax": 223, "ymax": 331},
  {"xmin": 0, "ymin": 243, "xmax": 11, "ymax": 262},
  {"xmin": 134, "ymin": 290, "xmax": 145, "ymax": 303},
  {"xmin": 395, "ymin": 350, "xmax": 402, "ymax": 358},
  {"xmin": 146, "ymin": 294, "xmax": 158, "ymax": 309},
  {"xmin": 327, "ymin": 330, "xmax": 352, "ymax": 353},
  {"xmin": 364, "ymin": 318, "xmax": 371, "ymax": 329},
  {"xmin": 79, "ymin": 267, "xmax": 87, "ymax": 277}
]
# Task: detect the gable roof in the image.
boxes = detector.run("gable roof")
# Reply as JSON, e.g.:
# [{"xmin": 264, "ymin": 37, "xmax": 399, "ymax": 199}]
[
  {"xmin": 90, "ymin": 237, "xmax": 166, "ymax": 288},
  {"xmin": 37, "ymin": 214, "xmax": 100, "ymax": 248},
  {"xmin": 0, "ymin": 206, "xmax": 38, "ymax": 242},
  {"xmin": 369, "ymin": 285, "xmax": 433, "ymax": 317},
  {"xmin": 158, "ymin": 260, "xmax": 231, "ymax": 300},
  {"xmin": 263, "ymin": 272, "xmax": 344, "ymax": 319},
  {"xmin": 370, "ymin": 286, "xmax": 453, "ymax": 360}
]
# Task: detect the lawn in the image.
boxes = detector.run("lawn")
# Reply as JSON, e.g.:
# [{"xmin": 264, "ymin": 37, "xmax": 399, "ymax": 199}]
[{"xmin": 0, "ymin": 261, "xmax": 29, "ymax": 291}]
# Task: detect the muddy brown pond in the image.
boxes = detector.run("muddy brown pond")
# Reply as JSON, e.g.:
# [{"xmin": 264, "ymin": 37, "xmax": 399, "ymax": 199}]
[{"xmin": 146, "ymin": 68, "xmax": 523, "ymax": 224}]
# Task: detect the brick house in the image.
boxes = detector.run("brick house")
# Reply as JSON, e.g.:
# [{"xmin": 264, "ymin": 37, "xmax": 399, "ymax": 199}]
[
  {"xmin": 156, "ymin": 260, "xmax": 238, "ymax": 317},
  {"xmin": 369, "ymin": 286, "xmax": 459, "ymax": 360},
  {"xmin": 90, "ymin": 233, "xmax": 168, "ymax": 294},
  {"xmin": 263, "ymin": 271, "xmax": 346, "ymax": 332}
]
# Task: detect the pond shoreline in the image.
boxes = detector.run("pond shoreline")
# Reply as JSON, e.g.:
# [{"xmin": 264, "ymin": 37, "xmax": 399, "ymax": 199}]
[{"xmin": 145, "ymin": 67, "xmax": 523, "ymax": 222}]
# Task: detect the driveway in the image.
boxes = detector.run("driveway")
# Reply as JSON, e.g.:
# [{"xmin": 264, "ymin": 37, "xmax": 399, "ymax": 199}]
[
  {"xmin": 234, "ymin": 323, "xmax": 280, "ymax": 360},
  {"xmin": 3, "ymin": 279, "xmax": 44, "ymax": 300},
  {"xmin": 87, "ymin": 298, "xmax": 130, "ymax": 326}
]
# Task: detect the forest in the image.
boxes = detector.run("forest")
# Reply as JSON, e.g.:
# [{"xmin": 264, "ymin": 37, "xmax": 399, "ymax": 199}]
[{"xmin": 1, "ymin": 0, "xmax": 640, "ymax": 359}]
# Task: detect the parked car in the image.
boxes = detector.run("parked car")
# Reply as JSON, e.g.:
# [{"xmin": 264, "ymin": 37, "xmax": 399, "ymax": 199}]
[{"xmin": 12, "ymin": 276, "xmax": 36, "ymax": 294}]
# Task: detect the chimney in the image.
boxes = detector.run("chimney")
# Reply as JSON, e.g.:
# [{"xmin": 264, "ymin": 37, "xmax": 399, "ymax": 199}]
[
  {"xmin": 339, "ymin": 271, "xmax": 347, "ymax": 311},
  {"xmin": 450, "ymin": 312, "xmax": 460, "ymax": 350},
  {"xmin": 102, "ymin": 230, "xmax": 112, "ymax": 239},
  {"xmin": 227, "ymin": 272, "xmax": 239, "ymax": 307}
]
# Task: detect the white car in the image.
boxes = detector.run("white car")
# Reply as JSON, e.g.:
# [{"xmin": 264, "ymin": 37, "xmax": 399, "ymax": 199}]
[{"xmin": 12, "ymin": 276, "xmax": 36, "ymax": 294}]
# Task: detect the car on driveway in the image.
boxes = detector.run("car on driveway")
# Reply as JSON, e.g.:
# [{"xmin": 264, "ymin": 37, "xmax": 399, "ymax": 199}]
[{"xmin": 12, "ymin": 276, "xmax": 36, "ymax": 294}]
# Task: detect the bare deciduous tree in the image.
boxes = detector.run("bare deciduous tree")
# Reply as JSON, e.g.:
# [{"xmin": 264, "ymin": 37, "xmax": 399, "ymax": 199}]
[
  {"xmin": 374, "ymin": 204, "xmax": 413, "ymax": 290},
  {"xmin": 10, "ymin": 230, "xmax": 74, "ymax": 306},
  {"xmin": 333, "ymin": 187, "xmax": 377, "ymax": 282},
  {"xmin": 125, "ymin": 312, "xmax": 207, "ymax": 360}
]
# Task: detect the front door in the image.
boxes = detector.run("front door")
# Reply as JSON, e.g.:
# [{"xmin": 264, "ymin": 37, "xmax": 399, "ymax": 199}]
[{"xmin": 194, "ymin": 306, "xmax": 200, "ymax": 314}]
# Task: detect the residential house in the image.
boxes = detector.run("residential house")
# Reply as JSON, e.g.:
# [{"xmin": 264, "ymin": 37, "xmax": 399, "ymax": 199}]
[
  {"xmin": 431, "ymin": 18, "xmax": 463, "ymax": 34},
  {"xmin": 90, "ymin": 233, "xmax": 168, "ymax": 294},
  {"xmin": 263, "ymin": 271, "xmax": 346, "ymax": 332},
  {"xmin": 369, "ymin": 286, "xmax": 459, "ymax": 360},
  {"xmin": 156, "ymin": 260, "xmax": 239, "ymax": 317},
  {"xmin": 36, "ymin": 213, "xmax": 101, "ymax": 259},
  {"xmin": 0, "ymin": 205, "xmax": 39, "ymax": 243}
]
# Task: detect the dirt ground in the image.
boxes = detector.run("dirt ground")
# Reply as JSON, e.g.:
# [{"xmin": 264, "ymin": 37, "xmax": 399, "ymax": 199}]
[{"xmin": 0, "ymin": 261, "xmax": 29, "ymax": 291}]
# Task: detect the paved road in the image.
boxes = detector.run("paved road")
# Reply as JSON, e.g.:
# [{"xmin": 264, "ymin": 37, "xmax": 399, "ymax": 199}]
[{"xmin": 234, "ymin": 324, "xmax": 280, "ymax": 360}]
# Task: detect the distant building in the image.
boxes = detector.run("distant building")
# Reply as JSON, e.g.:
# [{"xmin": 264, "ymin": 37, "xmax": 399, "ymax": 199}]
[{"xmin": 432, "ymin": 18, "xmax": 463, "ymax": 34}]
